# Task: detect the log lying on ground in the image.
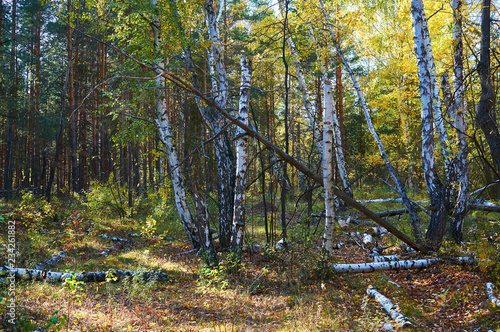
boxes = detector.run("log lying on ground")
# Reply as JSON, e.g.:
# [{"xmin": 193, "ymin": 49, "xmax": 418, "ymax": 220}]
[
  {"xmin": 367, "ymin": 286, "xmax": 412, "ymax": 327},
  {"xmin": 35, "ymin": 250, "xmax": 67, "ymax": 270},
  {"xmin": 333, "ymin": 259, "xmax": 439, "ymax": 273},
  {"xmin": 333, "ymin": 256, "xmax": 478, "ymax": 274},
  {"xmin": 0, "ymin": 266, "xmax": 172, "ymax": 283},
  {"xmin": 98, "ymin": 234, "xmax": 134, "ymax": 256},
  {"xmin": 486, "ymin": 283, "xmax": 500, "ymax": 307}
]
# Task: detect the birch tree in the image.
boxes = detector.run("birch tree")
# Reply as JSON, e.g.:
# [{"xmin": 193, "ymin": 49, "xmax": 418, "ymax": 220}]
[
  {"xmin": 151, "ymin": 0, "xmax": 200, "ymax": 249},
  {"xmin": 231, "ymin": 55, "xmax": 252, "ymax": 249},
  {"xmin": 318, "ymin": 0, "xmax": 422, "ymax": 242},
  {"xmin": 323, "ymin": 79, "xmax": 339, "ymax": 253},
  {"xmin": 183, "ymin": 0, "xmax": 236, "ymax": 249},
  {"xmin": 308, "ymin": 24, "xmax": 352, "ymax": 199},
  {"xmin": 449, "ymin": 0, "xmax": 468, "ymax": 242},
  {"xmin": 278, "ymin": 1, "xmax": 322, "ymax": 157},
  {"xmin": 410, "ymin": 0, "xmax": 448, "ymax": 247}
]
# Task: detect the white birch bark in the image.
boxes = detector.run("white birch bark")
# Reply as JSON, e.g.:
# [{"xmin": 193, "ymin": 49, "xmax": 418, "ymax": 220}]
[
  {"xmin": 204, "ymin": 0, "xmax": 234, "ymax": 248},
  {"xmin": 318, "ymin": 0, "xmax": 422, "ymax": 241},
  {"xmin": 231, "ymin": 55, "xmax": 252, "ymax": 249},
  {"xmin": 205, "ymin": 0, "xmax": 228, "ymax": 109},
  {"xmin": 450, "ymin": 0, "xmax": 469, "ymax": 242},
  {"xmin": 486, "ymin": 283, "xmax": 500, "ymax": 307},
  {"xmin": 323, "ymin": 79, "xmax": 338, "ymax": 253},
  {"xmin": 411, "ymin": 0, "xmax": 447, "ymax": 245},
  {"xmin": 1, "ymin": 266, "xmax": 171, "ymax": 283},
  {"xmin": 192, "ymin": 190, "xmax": 218, "ymax": 266},
  {"xmin": 152, "ymin": 1, "xmax": 199, "ymax": 249},
  {"xmin": 332, "ymin": 258, "xmax": 439, "ymax": 274},
  {"xmin": 367, "ymin": 287, "xmax": 413, "ymax": 327}
]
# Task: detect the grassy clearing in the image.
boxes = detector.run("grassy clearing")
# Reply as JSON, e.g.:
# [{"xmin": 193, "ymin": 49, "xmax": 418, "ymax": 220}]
[{"xmin": 1, "ymin": 188, "xmax": 500, "ymax": 331}]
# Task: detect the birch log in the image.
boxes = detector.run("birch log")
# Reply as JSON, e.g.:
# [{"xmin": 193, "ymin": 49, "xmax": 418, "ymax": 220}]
[
  {"xmin": 318, "ymin": 0, "xmax": 422, "ymax": 241},
  {"xmin": 1, "ymin": 266, "xmax": 172, "ymax": 283},
  {"xmin": 367, "ymin": 286, "xmax": 413, "ymax": 327},
  {"xmin": 486, "ymin": 283, "xmax": 500, "ymax": 307},
  {"xmin": 333, "ymin": 259, "xmax": 439, "ymax": 273},
  {"xmin": 231, "ymin": 55, "xmax": 252, "ymax": 249}
]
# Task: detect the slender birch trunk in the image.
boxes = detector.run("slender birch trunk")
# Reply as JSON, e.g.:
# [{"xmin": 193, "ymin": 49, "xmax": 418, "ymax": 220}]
[
  {"xmin": 410, "ymin": 0, "xmax": 447, "ymax": 247},
  {"xmin": 323, "ymin": 80, "xmax": 338, "ymax": 253},
  {"xmin": 231, "ymin": 56, "xmax": 252, "ymax": 249},
  {"xmin": 308, "ymin": 26, "xmax": 352, "ymax": 199},
  {"xmin": 450, "ymin": 0, "xmax": 468, "ymax": 242},
  {"xmin": 151, "ymin": 1, "xmax": 200, "ymax": 249},
  {"xmin": 279, "ymin": 1, "xmax": 322, "ymax": 157},
  {"xmin": 318, "ymin": 0, "xmax": 422, "ymax": 241}
]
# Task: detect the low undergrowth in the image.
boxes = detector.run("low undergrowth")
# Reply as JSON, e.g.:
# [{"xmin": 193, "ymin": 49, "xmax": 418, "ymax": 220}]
[{"xmin": 1, "ymin": 186, "xmax": 500, "ymax": 331}]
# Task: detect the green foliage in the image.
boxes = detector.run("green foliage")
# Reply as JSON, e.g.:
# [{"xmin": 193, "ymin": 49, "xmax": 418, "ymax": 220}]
[
  {"xmin": 45, "ymin": 308, "xmax": 67, "ymax": 332},
  {"xmin": 81, "ymin": 177, "xmax": 131, "ymax": 220},
  {"xmin": 11, "ymin": 191, "xmax": 55, "ymax": 231}
]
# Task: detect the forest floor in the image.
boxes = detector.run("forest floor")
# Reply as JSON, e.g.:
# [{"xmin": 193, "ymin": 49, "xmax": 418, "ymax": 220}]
[{"xmin": 1, "ymin": 197, "xmax": 500, "ymax": 331}]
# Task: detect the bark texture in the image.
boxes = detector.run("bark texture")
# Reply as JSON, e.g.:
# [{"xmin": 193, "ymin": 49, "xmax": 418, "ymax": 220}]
[
  {"xmin": 367, "ymin": 287, "xmax": 413, "ymax": 327},
  {"xmin": 231, "ymin": 55, "xmax": 252, "ymax": 249},
  {"xmin": 322, "ymin": 79, "xmax": 337, "ymax": 253},
  {"xmin": 410, "ymin": 0, "xmax": 447, "ymax": 248}
]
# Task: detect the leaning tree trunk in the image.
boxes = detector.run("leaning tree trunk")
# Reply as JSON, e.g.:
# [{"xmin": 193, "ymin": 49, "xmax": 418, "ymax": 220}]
[
  {"xmin": 411, "ymin": 0, "xmax": 447, "ymax": 248},
  {"xmin": 323, "ymin": 80, "xmax": 348, "ymax": 253},
  {"xmin": 231, "ymin": 56, "xmax": 252, "ymax": 250},
  {"xmin": 476, "ymin": 0, "xmax": 500, "ymax": 174},
  {"xmin": 152, "ymin": 0, "xmax": 200, "ymax": 249},
  {"xmin": 319, "ymin": 0, "xmax": 422, "ymax": 242}
]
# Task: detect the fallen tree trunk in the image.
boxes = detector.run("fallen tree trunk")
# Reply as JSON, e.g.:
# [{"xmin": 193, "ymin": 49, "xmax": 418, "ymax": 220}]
[
  {"xmin": 1, "ymin": 266, "xmax": 172, "ymax": 283},
  {"xmin": 367, "ymin": 286, "xmax": 413, "ymax": 327},
  {"xmin": 35, "ymin": 250, "xmax": 67, "ymax": 270},
  {"xmin": 333, "ymin": 259, "xmax": 439, "ymax": 273},
  {"xmin": 486, "ymin": 283, "xmax": 500, "ymax": 306},
  {"xmin": 333, "ymin": 256, "xmax": 476, "ymax": 274}
]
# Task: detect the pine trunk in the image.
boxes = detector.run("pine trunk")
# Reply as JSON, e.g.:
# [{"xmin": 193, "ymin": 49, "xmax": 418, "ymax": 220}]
[{"xmin": 476, "ymin": 0, "xmax": 500, "ymax": 173}]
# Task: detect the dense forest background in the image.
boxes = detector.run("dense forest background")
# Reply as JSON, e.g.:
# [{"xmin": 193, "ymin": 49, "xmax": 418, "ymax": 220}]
[
  {"xmin": 2, "ymin": 0, "xmax": 500, "ymax": 330},
  {"xmin": 2, "ymin": 0, "xmax": 500, "ymax": 247}
]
